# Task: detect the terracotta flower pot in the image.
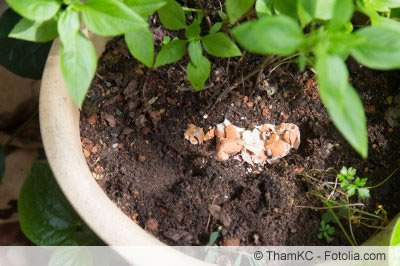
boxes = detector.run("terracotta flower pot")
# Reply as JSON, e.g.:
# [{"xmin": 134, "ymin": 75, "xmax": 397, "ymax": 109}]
[{"xmin": 39, "ymin": 35, "xmax": 206, "ymax": 265}]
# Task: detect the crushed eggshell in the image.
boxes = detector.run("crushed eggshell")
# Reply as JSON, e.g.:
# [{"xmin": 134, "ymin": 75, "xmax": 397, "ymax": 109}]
[
  {"xmin": 184, "ymin": 124, "xmax": 205, "ymax": 144},
  {"xmin": 203, "ymin": 128, "xmax": 215, "ymax": 141},
  {"xmin": 184, "ymin": 119, "xmax": 300, "ymax": 165}
]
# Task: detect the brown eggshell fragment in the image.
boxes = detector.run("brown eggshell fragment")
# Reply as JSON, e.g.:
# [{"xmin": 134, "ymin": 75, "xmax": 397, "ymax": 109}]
[
  {"xmin": 225, "ymin": 124, "xmax": 239, "ymax": 139},
  {"xmin": 185, "ymin": 119, "xmax": 300, "ymax": 165},
  {"xmin": 278, "ymin": 123, "xmax": 300, "ymax": 149},
  {"xmin": 216, "ymin": 149, "xmax": 230, "ymax": 161},
  {"xmin": 218, "ymin": 138, "xmax": 244, "ymax": 155},
  {"xmin": 215, "ymin": 123, "xmax": 226, "ymax": 138},
  {"xmin": 265, "ymin": 139, "xmax": 290, "ymax": 158},
  {"xmin": 204, "ymin": 128, "xmax": 215, "ymax": 141},
  {"xmin": 184, "ymin": 124, "xmax": 205, "ymax": 145}
]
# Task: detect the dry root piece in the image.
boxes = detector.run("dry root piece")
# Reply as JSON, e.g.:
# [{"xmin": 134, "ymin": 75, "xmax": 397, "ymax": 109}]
[{"xmin": 184, "ymin": 120, "xmax": 300, "ymax": 165}]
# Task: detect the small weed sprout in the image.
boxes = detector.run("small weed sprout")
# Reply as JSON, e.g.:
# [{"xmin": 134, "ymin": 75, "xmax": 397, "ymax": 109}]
[
  {"xmin": 300, "ymin": 167, "xmax": 397, "ymax": 245},
  {"xmin": 318, "ymin": 220, "xmax": 336, "ymax": 243},
  {"xmin": 338, "ymin": 167, "xmax": 370, "ymax": 200}
]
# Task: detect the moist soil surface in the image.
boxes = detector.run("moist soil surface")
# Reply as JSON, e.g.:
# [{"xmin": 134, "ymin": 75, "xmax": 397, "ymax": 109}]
[{"xmin": 80, "ymin": 25, "xmax": 400, "ymax": 246}]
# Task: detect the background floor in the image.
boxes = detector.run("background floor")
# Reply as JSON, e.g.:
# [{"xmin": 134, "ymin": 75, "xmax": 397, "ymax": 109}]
[{"xmin": 0, "ymin": 0, "xmax": 41, "ymax": 245}]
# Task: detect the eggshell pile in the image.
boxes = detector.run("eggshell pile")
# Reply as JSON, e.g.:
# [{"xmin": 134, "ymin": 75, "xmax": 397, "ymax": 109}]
[{"xmin": 184, "ymin": 119, "xmax": 300, "ymax": 165}]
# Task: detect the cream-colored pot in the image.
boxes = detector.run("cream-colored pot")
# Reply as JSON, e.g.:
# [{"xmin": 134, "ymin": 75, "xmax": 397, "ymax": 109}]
[
  {"xmin": 39, "ymin": 35, "xmax": 208, "ymax": 265},
  {"xmin": 39, "ymin": 35, "xmax": 398, "ymax": 265}
]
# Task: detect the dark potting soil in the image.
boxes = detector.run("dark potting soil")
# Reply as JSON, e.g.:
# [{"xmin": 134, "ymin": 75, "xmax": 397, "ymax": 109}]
[{"xmin": 80, "ymin": 35, "xmax": 400, "ymax": 246}]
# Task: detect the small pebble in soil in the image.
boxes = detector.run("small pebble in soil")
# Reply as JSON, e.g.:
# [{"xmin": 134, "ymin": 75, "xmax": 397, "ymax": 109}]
[
  {"xmin": 138, "ymin": 155, "xmax": 146, "ymax": 162},
  {"xmin": 87, "ymin": 113, "xmax": 98, "ymax": 125}
]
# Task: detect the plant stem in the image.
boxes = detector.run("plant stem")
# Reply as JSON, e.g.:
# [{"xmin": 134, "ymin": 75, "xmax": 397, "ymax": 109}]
[
  {"xmin": 182, "ymin": 7, "xmax": 203, "ymax": 12},
  {"xmin": 325, "ymin": 201, "xmax": 356, "ymax": 246},
  {"xmin": 366, "ymin": 168, "xmax": 398, "ymax": 189},
  {"xmin": 346, "ymin": 196, "xmax": 358, "ymax": 246}
]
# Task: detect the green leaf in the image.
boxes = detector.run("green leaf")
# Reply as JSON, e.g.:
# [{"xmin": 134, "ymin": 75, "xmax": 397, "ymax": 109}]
[
  {"xmin": 392, "ymin": 8, "xmax": 400, "ymax": 18},
  {"xmin": 188, "ymin": 40, "xmax": 202, "ymax": 66},
  {"xmin": 316, "ymin": 54, "xmax": 368, "ymax": 158},
  {"xmin": 0, "ymin": 146, "xmax": 5, "ymax": 181},
  {"xmin": 391, "ymin": 217, "xmax": 400, "ymax": 246},
  {"xmin": 207, "ymin": 230, "xmax": 220, "ymax": 246},
  {"xmin": 255, "ymin": 0, "xmax": 273, "ymax": 17},
  {"xmin": 19, "ymin": 162, "xmax": 102, "ymax": 246},
  {"xmin": 9, "ymin": 18, "xmax": 57, "ymax": 43},
  {"xmin": 351, "ymin": 26, "xmax": 400, "ymax": 70},
  {"xmin": 201, "ymin": 32, "xmax": 241, "ymax": 58},
  {"xmin": 232, "ymin": 15, "xmax": 304, "ymax": 55},
  {"xmin": 185, "ymin": 22, "xmax": 201, "ymax": 40},
  {"xmin": 365, "ymin": 0, "xmax": 400, "ymax": 12},
  {"xmin": 123, "ymin": 0, "xmax": 167, "ymax": 17},
  {"xmin": 330, "ymin": 0, "xmax": 353, "ymax": 29},
  {"xmin": 155, "ymin": 39, "xmax": 186, "ymax": 67},
  {"xmin": 162, "ymin": 35, "xmax": 171, "ymax": 45},
  {"xmin": 374, "ymin": 16, "xmax": 400, "ymax": 32},
  {"xmin": 226, "ymin": 0, "xmax": 256, "ymax": 24},
  {"xmin": 210, "ymin": 22, "xmax": 223, "ymax": 34},
  {"xmin": 5, "ymin": 0, "xmax": 60, "ymax": 22},
  {"xmin": 187, "ymin": 55, "xmax": 211, "ymax": 90},
  {"xmin": 357, "ymin": 187, "xmax": 370, "ymax": 200},
  {"xmin": 274, "ymin": 0, "xmax": 298, "ymax": 19},
  {"xmin": 80, "ymin": 0, "xmax": 147, "ymax": 36},
  {"xmin": 19, "ymin": 162, "xmax": 81, "ymax": 245},
  {"xmin": 297, "ymin": 0, "xmax": 313, "ymax": 27},
  {"xmin": 298, "ymin": 0, "xmax": 336, "ymax": 20},
  {"xmin": 347, "ymin": 185, "xmax": 356, "ymax": 197},
  {"xmin": 158, "ymin": 0, "xmax": 186, "ymax": 30},
  {"xmin": 218, "ymin": 11, "xmax": 228, "ymax": 21},
  {"xmin": 0, "ymin": 9, "xmax": 51, "ymax": 79},
  {"xmin": 326, "ymin": 225, "xmax": 335, "ymax": 235},
  {"xmin": 354, "ymin": 177, "xmax": 367, "ymax": 187},
  {"xmin": 60, "ymin": 33, "xmax": 97, "ymax": 108},
  {"xmin": 296, "ymin": 54, "xmax": 307, "ymax": 72},
  {"xmin": 348, "ymin": 167, "xmax": 356, "ymax": 177},
  {"xmin": 57, "ymin": 10, "xmax": 80, "ymax": 47},
  {"xmin": 125, "ymin": 26, "xmax": 154, "ymax": 67}
]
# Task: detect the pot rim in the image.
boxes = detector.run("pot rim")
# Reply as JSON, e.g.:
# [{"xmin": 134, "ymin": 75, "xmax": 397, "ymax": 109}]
[{"xmin": 39, "ymin": 35, "xmax": 207, "ymax": 265}]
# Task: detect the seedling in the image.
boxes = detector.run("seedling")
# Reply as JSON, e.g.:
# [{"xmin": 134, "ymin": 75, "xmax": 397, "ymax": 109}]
[
  {"xmin": 162, "ymin": 36, "xmax": 171, "ymax": 46},
  {"xmin": 207, "ymin": 225, "xmax": 222, "ymax": 246},
  {"xmin": 318, "ymin": 219, "xmax": 336, "ymax": 243},
  {"xmin": 301, "ymin": 167, "xmax": 397, "ymax": 245},
  {"xmin": 338, "ymin": 167, "xmax": 370, "ymax": 200}
]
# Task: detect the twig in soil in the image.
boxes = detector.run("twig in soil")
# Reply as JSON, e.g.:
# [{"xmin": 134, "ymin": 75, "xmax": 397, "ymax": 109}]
[
  {"xmin": 141, "ymin": 70, "xmax": 151, "ymax": 102},
  {"xmin": 197, "ymin": 1, "xmax": 212, "ymax": 29},
  {"xmin": 295, "ymin": 203, "xmax": 366, "ymax": 210},
  {"xmin": 327, "ymin": 175, "xmax": 339, "ymax": 201},
  {"xmin": 206, "ymin": 196, "xmax": 217, "ymax": 232},
  {"xmin": 208, "ymin": 56, "xmax": 274, "ymax": 113},
  {"xmin": 233, "ymin": 50, "xmax": 247, "ymax": 76},
  {"xmin": 96, "ymin": 72, "xmax": 107, "ymax": 82},
  {"xmin": 226, "ymin": 58, "xmax": 230, "ymax": 79},
  {"xmin": 220, "ymin": 103, "xmax": 249, "ymax": 123},
  {"xmin": 132, "ymin": 95, "xmax": 160, "ymax": 121}
]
